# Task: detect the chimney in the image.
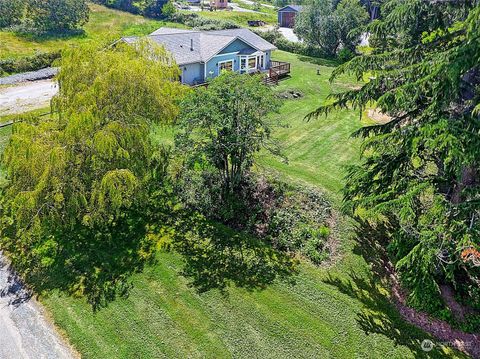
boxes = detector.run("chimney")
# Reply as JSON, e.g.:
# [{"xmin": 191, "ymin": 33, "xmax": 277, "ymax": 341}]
[{"xmin": 190, "ymin": 39, "xmax": 194, "ymax": 51}]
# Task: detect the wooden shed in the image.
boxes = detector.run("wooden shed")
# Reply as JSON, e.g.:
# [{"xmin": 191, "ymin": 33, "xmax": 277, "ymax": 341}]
[{"xmin": 277, "ymin": 5, "xmax": 303, "ymax": 28}]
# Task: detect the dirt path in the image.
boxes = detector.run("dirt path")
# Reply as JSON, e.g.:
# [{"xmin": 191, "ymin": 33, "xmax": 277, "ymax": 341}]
[
  {"xmin": 0, "ymin": 79, "xmax": 58, "ymax": 116},
  {"xmin": 0, "ymin": 253, "xmax": 77, "ymax": 359}
]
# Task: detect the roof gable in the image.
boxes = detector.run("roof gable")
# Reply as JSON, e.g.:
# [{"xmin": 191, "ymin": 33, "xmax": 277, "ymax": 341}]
[
  {"xmin": 121, "ymin": 28, "xmax": 276, "ymax": 66},
  {"xmin": 218, "ymin": 37, "xmax": 256, "ymax": 55},
  {"xmin": 278, "ymin": 5, "xmax": 303, "ymax": 12}
]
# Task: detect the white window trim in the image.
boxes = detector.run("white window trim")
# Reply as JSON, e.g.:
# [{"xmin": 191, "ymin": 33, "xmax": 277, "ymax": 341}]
[
  {"xmin": 218, "ymin": 59, "xmax": 234, "ymax": 73},
  {"xmin": 239, "ymin": 54, "xmax": 263, "ymax": 73}
]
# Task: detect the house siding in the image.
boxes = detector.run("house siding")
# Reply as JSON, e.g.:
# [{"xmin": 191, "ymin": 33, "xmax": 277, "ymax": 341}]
[
  {"xmin": 219, "ymin": 39, "xmax": 255, "ymax": 54},
  {"xmin": 206, "ymin": 53, "xmax": 239, "ymax": 78},
  {"xmin": 181, "ymin": 62, "xmax": 204, "ymax": 85}
]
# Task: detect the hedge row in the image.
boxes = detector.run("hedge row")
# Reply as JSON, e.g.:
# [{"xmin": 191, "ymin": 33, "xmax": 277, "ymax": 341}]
[
  {"xmin": 168, "ymin": 12, "xmax": 239, "ymax": 30},
  {"xmin": 0, "ymin": 51, "xmax": 60, "ymax": 76}
]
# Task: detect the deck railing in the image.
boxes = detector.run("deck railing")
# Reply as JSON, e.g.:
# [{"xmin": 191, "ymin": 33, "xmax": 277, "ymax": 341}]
[{"xmin": 270, "ymin": 61, "xmax": 291, "ymax": 76}]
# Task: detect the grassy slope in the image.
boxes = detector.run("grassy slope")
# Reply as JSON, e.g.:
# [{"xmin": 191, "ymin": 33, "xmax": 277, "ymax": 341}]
[
  {"xmin": 32, "ymin": 52, "xmax": 465, "ymax": 358},
  {"xmin": 0, "ymin": 4, "xmax": 186, "ymax": 59},
  {"xmin": 187, "ymin": 9, "xmax": 277, "ymax": 26}
]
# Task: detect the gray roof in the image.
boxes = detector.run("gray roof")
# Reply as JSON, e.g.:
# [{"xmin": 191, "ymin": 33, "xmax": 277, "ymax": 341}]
[
  {"xmin": 121, "ymin": 27, "xmax": 276, "ymax": 66},
  {"xmin": 278, "ymin": 5, "xmax": 303, "ymax": 12}
]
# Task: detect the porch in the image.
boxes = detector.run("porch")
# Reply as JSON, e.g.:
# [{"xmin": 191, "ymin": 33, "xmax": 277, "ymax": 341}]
[{"xmin": 264, "ymin": 60, "xmax": 291, "ymax": 85}]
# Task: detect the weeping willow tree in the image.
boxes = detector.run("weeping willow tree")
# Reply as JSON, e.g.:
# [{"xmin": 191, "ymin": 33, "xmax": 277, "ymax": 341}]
[
  {"xmin": 309, "ymin": 1, "xmax": 480, "ymax": 315},
  {"xmin": 0, "ymin": 40, "xmax": 185, "ymax": 308}
]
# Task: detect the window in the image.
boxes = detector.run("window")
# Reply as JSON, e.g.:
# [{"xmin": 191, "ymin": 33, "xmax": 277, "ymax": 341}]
[
  {"xmin": 248, "ymin": 57, "xmax": 256, "ymax": 69},
  {"xmin": 258, "ymin": 55, "xmax": 264, "ymax": 68},
  {"xmin": 240, "ymin": 57, "xmax": 247, "ymax": 72},
  {"xmin": 219, "ymin": 60, "xmax": 234, "ymax": 72}
]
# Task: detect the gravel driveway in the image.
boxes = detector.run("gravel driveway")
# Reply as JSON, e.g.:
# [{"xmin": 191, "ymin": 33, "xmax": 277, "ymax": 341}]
[
  {"xmin": 0, "ymin": 79, "xmax": 58, "ymax": 116},
  {"xmin": 0, "ymin": 253, "xmax": 76, "ymax": 359}
]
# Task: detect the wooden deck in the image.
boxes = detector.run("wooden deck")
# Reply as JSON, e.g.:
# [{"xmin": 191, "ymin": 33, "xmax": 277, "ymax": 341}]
[{"xmin": 265, "ymin": 60, "xmax": 291, "ymax": 85}]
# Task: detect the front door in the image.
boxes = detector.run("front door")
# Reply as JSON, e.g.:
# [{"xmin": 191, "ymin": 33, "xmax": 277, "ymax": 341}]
[{"xmin": 282, "ymin": 12, "xmax": 295, "ymax": 28}]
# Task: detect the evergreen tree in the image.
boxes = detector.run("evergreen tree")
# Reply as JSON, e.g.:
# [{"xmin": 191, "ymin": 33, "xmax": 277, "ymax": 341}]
[{"xmin": 309, "ymin": 2, "xmax": 480, "ymax": 314}]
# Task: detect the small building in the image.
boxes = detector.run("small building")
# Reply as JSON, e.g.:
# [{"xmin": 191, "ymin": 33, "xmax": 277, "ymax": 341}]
[
  {"xmin": 120, "ymin": 27, "xmax": 290, "ymax": 86},
  {"xmin": 210, "ymin": 0, "xmax": 228, "ymax": 9},
  {"xmin": 277, "ymin": 5, "xmax": 303, "ymax": 28}
]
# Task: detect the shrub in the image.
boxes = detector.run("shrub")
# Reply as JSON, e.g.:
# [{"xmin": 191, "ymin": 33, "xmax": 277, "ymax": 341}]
[
  {"xmin": 161, "ymin": 0, "xmax": 176, "ymax": 18},
  {"xmin": 254, "ymin": 29, "xmax": 330, "ymax": 59},
  {"xmin": 0, "ymin": 51, "xmax": 60, "ymax": 75},
  {"xmin": 0, "ymin": 0, "xmax": 25, "ymax": 28},
  {"xmin": 169, "ymin": 12, "xmax": 238, "ymax": 30},
  {"xmin": 26, "ymin": 0, "xmax": 89, "ymax": 32},
  {"xmin": 337, "ymin": 48, "xmax": 355, "ymax": 63},
  {"xmin": 174, "ymin": 170, "xmax": 335, "ymax": 265}
]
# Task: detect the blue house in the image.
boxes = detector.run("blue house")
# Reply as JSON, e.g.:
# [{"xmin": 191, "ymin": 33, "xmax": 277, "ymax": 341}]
[{"xmin": 121, "ymin": 27, "xmax": 289, "ymax": 85}]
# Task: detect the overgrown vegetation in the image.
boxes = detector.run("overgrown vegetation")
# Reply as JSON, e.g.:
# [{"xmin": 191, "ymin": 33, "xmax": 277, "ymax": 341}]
[
  {"xmin": 0, "ymin": 40, "xmax": 185, "ymax": 308},
  {"xmin": 92, "ymin": 0, "xmax": 169, "ymax": 18},
  {"xmin": 0, "ymin": 51, "xmax": 60, "ymax": 75},
  {"xmin": 0, "ymin": 0, "xmax": 90, "ymax": 33},
  {"xmin": 174, "ymin": 72, "xmax": 334, "ymax": 265},
  {"xmin": 169, "ymin": 12, "xmax": 238, "ymax": 30},
  {"xmin": 310, "ymin": 0, "xmax": 480, "ymax": 325}
]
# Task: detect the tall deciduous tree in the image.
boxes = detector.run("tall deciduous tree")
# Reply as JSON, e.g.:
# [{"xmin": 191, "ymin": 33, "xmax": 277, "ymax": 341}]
[
  {"xmin": 175, "ymin": 72, "xmax": 281, "ymax": 195},
  {"xmin": 294, "ymin": 0, "xmax": 368, "ymax": 57},
  {"xmin": 0, "ymin": 0, "xmax": 25, "ymax": 28},
  {"xmin": 0, "ymin": 40, "xmax": 184, "ymax": 308},
  {"xmin": 309, "ymin": 2, "xmax": 480, "ymax": 314},
  {"xmin": 27, "ymin": 0, "xmax": 89, "ymax": 32}
]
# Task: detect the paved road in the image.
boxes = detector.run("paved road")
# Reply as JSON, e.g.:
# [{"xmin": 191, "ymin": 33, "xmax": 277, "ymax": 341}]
[
  {"xmin": 278, "ymin": 27, "xmax": 301, "ymax": 42},
  {"xmin": 0, "ymin": 253, "xmax": 76, "ymax": 359},
  {"xmin": 0, "ymin": 79, "xmax": 57, "ymax": 116}
]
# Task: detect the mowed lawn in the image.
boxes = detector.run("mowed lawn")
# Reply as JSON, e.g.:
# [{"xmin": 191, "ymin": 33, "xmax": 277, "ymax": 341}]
[
  {"xmin": 0, "ymin": 4, "xmax": 185, "ymax": 59},
  {"xmin": 257, "ymin": 51, "xmax": 365, "ymax": 200},
  {"xmin": 1, "ymin": 53, "xmax": 465, "ymax": 358}
]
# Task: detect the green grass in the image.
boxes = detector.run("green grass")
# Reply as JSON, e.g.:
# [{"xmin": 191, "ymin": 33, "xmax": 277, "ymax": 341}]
[
  {"xmin": 0, "ymin": 52, "xmax": 465, "ymax": 358},
  {"xmin": 233, "ymin": 0, "xmax": 277, "ymax": 15},
  {"xmin": 188, "ymin": 9, "xmax": 277, "ymax": 26},
  {"xmin": 0, "ymin": 4, "xmax": 186, "ymax": 59},
  {"xmin": 257, "ymin": 51, "xmax": 366, "ymax": 201}
]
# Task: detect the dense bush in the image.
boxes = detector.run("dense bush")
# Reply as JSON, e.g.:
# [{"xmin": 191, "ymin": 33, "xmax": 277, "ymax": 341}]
[
  {"xmin": 0, "ymin": 51, "xmax": 60, "ymax": 75},
  {"xmin": 174, "ymin": 171, "xmax": 334, "ymax": 264},
  {"xmin": 26, "ymin": 0, "xmax": 89, "ymax": 32},
  {"xmin": 0, "ymin": 0, "xmax": 25, "ymax": 28},
  {"xmin": 169, "ymin": 12, "xmax": 238, "ymax": 30},
  {"xmin": 254, "ymin": 29, "xmax": 328, "ymax": 59},
  {"xmin": 93, "ymin": 0, "xmax": 169, "ymax": 18}
]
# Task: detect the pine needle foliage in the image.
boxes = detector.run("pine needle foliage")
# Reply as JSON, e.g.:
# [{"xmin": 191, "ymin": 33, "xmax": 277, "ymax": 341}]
[
  {"xmin": 308, "ymin": 2, "xmax": 480, "ymax": 314},
  {"xmin": 0, "ymin": 39, "xmax": 185, "ymax": 308}
]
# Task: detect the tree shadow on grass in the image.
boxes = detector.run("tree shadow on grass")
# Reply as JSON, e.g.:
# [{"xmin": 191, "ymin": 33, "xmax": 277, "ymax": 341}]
[
  {"xmin": 12, "ymin": 28, "xmax": 86, "ymax": 42},
  {"xmin": 170, "ymin": 213, "xmax": 298, "ymax": 293},
  {"xmin": 19, "ymin": 209, "xmax": 158, "ymax": 311},
  {"xmin": 297, "ymin": 55, "xmax": 339, "ymax": 68},
  {"xmin": 322, "ymin": 221, "xmax": 458, "ymax": 358}
]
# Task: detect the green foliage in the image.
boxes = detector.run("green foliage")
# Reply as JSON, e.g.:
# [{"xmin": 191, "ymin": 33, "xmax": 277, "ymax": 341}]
[
  {"xmin": 294, "ymin": 0, "xmax": 369, "ymax": 56},
  {"xmin": 0, "ymin": 0, "xmax": 25, "ymax": 28},
  {"xmin": 26, "ymin": 0, "xmax": 90, "ymax": 32},
  {"xmin": 169, "ymin": 212, "xmax": 297, "ymax": 292},
  {"xmin": 175, "ymin": 72, "xmax": 281, "ymax": 195},
  {"xmin": 265, "ymin": 182, "xmax": 333, "ymax": 264},
  {"xmin": 0, "ymin": 51, "xmax": 59, "ymax": 75},
  {"xmin": 161, "ymin": 0, "xmax": 176, "ymax": 18},
  {"xmin": 310, "ymin": 3, "xmax": 480, "ymax": 315},
  {"xmin": 94, "ymin": 0, "xmax": 169, "ymax": 18},
  {"xmin": 0, "ymin": 40, "xmax": 185, "ymax": 308},
  {"xmin": 170, "ymin": 12, "xmax": 238, "ymax": 30}
]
